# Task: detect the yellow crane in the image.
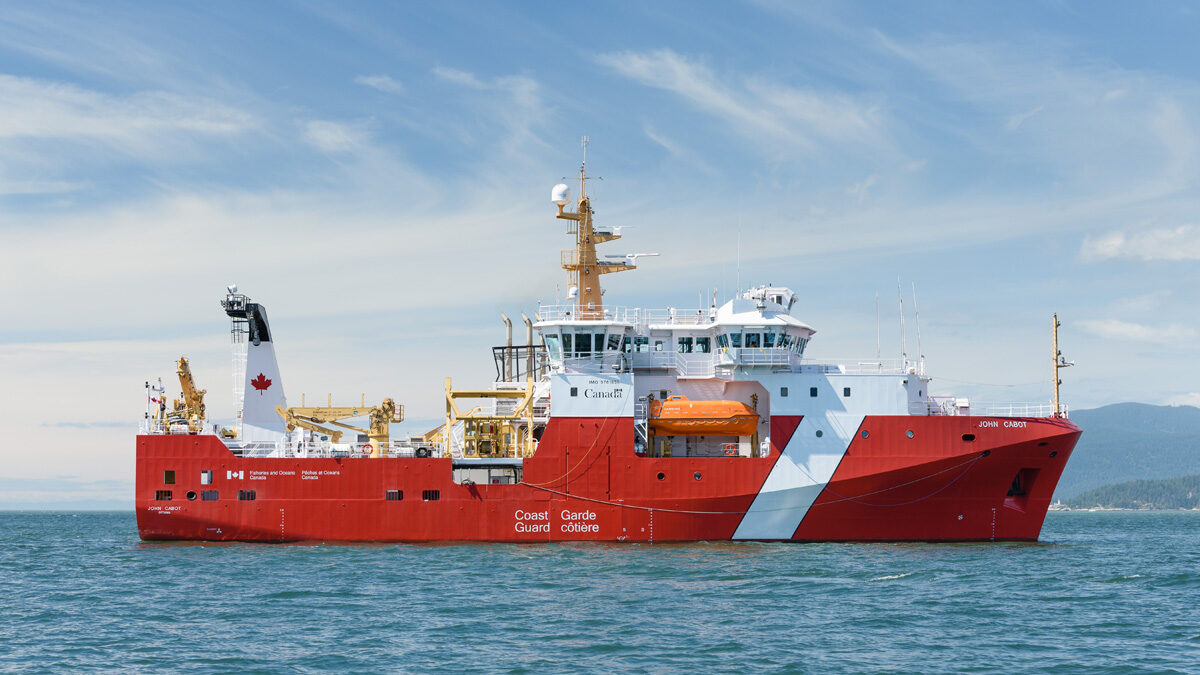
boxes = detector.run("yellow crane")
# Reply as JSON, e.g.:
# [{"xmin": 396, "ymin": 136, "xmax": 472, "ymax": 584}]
[
  {"xmin": 166, "ymin": 356, "xmax": 206, "ymax": 433},
  {"xmin": 276, "ymin": 395, "xmax": 405, "ymax": 457}
]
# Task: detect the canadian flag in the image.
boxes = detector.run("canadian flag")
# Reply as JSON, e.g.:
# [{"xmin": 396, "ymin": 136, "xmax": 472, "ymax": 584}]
[{"xmin": 226, "ymin": 470, "xmax": 244, "ymax": 480}]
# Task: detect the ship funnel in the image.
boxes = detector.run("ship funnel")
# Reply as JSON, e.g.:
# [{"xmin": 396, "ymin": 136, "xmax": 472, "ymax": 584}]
[{"xmin": 221, "ymin": 290, "xmax": 288, "ymax": 442}]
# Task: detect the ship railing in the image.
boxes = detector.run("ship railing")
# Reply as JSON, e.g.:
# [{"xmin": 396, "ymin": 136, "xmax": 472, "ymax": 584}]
[
  {"xmin": 914, "ymin": 398, "xmax": 1064, "ymax": 418},
  {"xmin": 536, "ymin": 305, "xmax": 717, "ymax": 327},
  {"xmin": 795, "ymin": 358, "xmax": 917, "ymax": 375}
]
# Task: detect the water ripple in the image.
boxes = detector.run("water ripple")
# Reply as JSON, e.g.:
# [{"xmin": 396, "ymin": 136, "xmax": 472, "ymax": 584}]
[{"xmin": 1, "ymin": 511, "xmax": 1198, "ymax": 673}]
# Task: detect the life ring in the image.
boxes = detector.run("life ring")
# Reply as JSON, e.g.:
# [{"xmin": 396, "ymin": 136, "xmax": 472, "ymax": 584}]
[
  {"xmin": 361, "ymin": 443, "xmax": 374, "ymax": 456},
  {"xmin": 723, "ymin": 444, "xmax": 738, "ymax": 457}
]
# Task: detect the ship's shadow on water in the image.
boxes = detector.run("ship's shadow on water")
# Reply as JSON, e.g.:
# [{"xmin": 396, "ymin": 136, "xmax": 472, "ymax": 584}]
[{"xmin": 4, "ymin": 510, "xmax": 1198, "ymax": 673}]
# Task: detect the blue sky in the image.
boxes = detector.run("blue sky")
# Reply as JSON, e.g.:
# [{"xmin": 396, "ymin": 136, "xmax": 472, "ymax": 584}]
[{"xmin": 3, "ymin": 1, "xmax": 1200, "ymax": 507}]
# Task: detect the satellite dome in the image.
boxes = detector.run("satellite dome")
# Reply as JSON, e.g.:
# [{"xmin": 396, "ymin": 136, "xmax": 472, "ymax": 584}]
[{"xmin": 551, "ymin": 183, "xmax": 570, "ymax": 206}]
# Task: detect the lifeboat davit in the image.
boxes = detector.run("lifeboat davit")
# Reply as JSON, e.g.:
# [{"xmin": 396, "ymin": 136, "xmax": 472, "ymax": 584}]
[{"xmin": 648, "ymin": 396, "xmax": 759, "ymax": 436}]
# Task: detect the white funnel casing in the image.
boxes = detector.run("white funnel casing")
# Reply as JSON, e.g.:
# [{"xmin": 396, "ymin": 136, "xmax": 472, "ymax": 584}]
[
  {"xmin": 222, "ymin": 294, "xmax": 288, "ymax": 442},
  {"xmin": 242, "ymin": 339, "xmax": 287, "ymax": 442}
]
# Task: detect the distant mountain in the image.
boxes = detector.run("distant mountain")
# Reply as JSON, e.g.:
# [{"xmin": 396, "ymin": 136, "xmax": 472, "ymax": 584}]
[
  {"xmin": 1055, "ymin": 403, "xmax": 1200, "ymax": 499},
  {"xmin": 1065, "ymin": 474, "xmax": 1200, "ymax": 510}
]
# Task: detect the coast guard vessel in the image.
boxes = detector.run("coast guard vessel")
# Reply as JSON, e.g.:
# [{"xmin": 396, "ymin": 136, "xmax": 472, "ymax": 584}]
[{"xmin": 136, "ymin": 161, "xmax": 1081, "ymax": 542}]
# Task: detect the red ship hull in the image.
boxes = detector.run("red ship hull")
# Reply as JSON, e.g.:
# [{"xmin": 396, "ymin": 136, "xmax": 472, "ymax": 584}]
[{"xmin": 136, "ymin": 415, "xmax": 1080, "ymax": 543}]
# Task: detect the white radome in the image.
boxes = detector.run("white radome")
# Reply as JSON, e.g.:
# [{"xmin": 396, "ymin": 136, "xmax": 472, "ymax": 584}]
[{"xmin": 551, "ymin": 183, "xmax": 570, "ymax": 206}]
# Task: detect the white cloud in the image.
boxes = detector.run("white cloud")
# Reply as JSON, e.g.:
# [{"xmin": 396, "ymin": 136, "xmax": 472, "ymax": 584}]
[
  {"xmin": 0, "ymin": 74, "xmax": 254, "ymax": 147},
  {"xmin": 1076, "ymin": 319, "xmax": 1197, "ymax": 344},
  {"xmin": 302, "ymin": 120, "xmax": 370, "ymax": 153},
  {"xmin": 1166, "ymin": 392, "xmax": 1200, "ymax": 407},
  {"xmin": 1080, "ymin": 225, "xmax": 1200, "ymax": 261},
  {"xmin": 595, "ymin": 48, "xmax": 886, "ymax": 159},
  {"xmin": 1005, "ymin": 104, "xmax": 1044, "ymax": 131},
  {"xmin": 432, "ymin": 66, "xmax": 485, "ymax": 88},
  {"xmin": 354, "ymin": 74, "xmax": 404, "ymax": 95}
]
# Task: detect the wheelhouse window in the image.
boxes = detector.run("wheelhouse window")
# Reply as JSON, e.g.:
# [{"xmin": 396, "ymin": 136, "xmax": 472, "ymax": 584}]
[
  {"xmin": 634, "ymin": 336, "xmax": 649, "ymax": 352},
  {"xmin": 545, "ymin": 334, "xmax": 562, "ymax": 360},
  {"xmin": 594, "ymin": 333, "xmax": 606, "ymax": 352},
  {"xmin": 677, "ymin": 337, "xmax": 693, "ymax": 353},
  {"xmin": 763, "ymin": 332, "xmax": 777, "ymax": 348},
  {"xmin": 745, "ymin": 333, "xmax": 761, "ymax": 348},
  {"xmin": 562, "ymin": 333, "xmax": 573, "ymax": 355},
  {"xmin": 730, "ymin": 333, "xmax": 742, "ymax": 348},
  {"xmin": 780, "ymin": 333, "xmax": 793, "ymax": 349},
  {"xmin": 717, "ymin": 334, "xmax": 730, "ymax": 349},
  {"xmin": 695, "ymin": 337, "xmax": 711, "ymax": 353},
  {"xmin": 576, "ymin": 332, "xmax": 593, "ymax": 354},
  {"xmin": 607, "ymin": 333, "xmax": 621, "ymax": 351}
]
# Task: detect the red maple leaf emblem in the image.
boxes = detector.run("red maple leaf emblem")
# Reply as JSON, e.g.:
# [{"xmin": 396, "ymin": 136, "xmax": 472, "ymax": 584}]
[{"xmin": 250, "ymin": 373, "xmax": 272, "ymax": 393}]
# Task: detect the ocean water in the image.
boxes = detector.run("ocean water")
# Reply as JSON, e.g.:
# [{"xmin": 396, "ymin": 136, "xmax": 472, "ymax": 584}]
[{"xmin": 1, "ymin": 512, "xmax": 1197, "ymax": 673}]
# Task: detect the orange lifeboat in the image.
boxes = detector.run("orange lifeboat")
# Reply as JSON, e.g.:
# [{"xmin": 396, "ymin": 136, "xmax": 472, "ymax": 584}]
[{"xmin": 648, "ymin": 396, "xmax": 759, "ymax": 436}]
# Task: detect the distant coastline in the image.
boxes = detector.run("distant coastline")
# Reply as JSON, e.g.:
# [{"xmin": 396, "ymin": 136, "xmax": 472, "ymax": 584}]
[{"xmin": 1059, "ymin": 474, "xmax": 1200, "ymax": 511}]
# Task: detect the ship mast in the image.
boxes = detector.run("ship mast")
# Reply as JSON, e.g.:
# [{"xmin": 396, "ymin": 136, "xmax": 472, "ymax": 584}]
[
  {"xmin": 555, "ymin": 139, "xmax": 634, "ymax": 319},
  {"xmin": 1052, "ymin": 313, "xmax": 1074, "ymax": 417}
]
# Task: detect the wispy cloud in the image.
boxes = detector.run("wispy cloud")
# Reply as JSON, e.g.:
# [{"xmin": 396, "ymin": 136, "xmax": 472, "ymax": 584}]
[
  {"xmin": 354, "ymin": 74, "xmax": 404, "ymax": 95},
  {"xmin": 1080, "ymin": 225, "xmax": 1200, "ymax": 261},
  {"xmin": 596, "ymin": 49, "xmax": 886, "ymax": 159},
  {"xmin": 302, "ymin": 120, "xmax": 371, "ymax": 154},
  {"xmin": 1077, "ymin": 319, "xmax": 1197, "ymax": 344},
  {"xmin": 0, "ymin": 74, "xmax": 254, "ymax": 147}
]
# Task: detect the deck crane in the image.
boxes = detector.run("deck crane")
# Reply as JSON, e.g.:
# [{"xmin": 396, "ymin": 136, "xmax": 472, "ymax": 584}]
[
  {"xmin": 165, "ymin": 356, "xmax": 206, "ymax": 433},
  {"xmin": 275, "ymin": 396, "xmax": 405, "ymax": 457}
]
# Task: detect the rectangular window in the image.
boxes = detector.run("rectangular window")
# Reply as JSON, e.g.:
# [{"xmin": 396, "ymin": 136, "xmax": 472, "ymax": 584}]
[
  {"xmin": 562, "ymin": 333, "xmax": 573, "ymax": 354},
  {"xmin": 677, "ymin": 337, "xmax": 693, "ymax": 353},
  {"xmin": 810, "ymin": 387, "xmax": 818, "ymax": 397},
  {"xmin": 163, "ymin": 470, "xmax": 176, "ymax": 485},
  {"xmin": 154, "ymin": 490, "xmax": 173, "ymax": 501},
  {"xmin": 745, "ymin": 333, "xmax": 761, "ymax": 348},
  {"xmin": 695, "ymin": 337, "xmax": 711, "ymax": 353},
  {"xmin": 201, "ymin": 490, "xmax": 219, "ymax": 501},
  {"xmin": 200, "ymin": 470, "xmax": 212, "ymax": 485},
  {"xmin": 716, "ymin": 334, "xmax": 729, "ymax": 349},
  {"xmin": 576, "ymin": 332, "xmax": 592, "ymax": 354},
  {"xmin": 595, "ymin": 334, "xmax": 606, "ymax": 352},
  {"xmin": 781, "ymin": 387, "xmax": 789, "ymax": 397},
  {"xmin": 843, "ymin": 387, "xmax": 852, "ymax": 397},
  {"xmin": 607, "ymin": 333, "xmax": 621, "ymax": 351},
  {"xmin": 634, "ymin": 336, "xmax": 649, "ymax": 352},
  {"xmin": 654, "ymin": 340, "xmax": 663, "ymax": 352},
  {"xmin": 545, "ymin": 334, "xmax": 562, "ymax": 360},
  {"xmin": 386, "ymin": 490, "xmax": 403, "ymax": 501},
  {"xmin": 730, "ymin": 333, "xmax": 742, "ymax": 348},
  {"xmin": 764, "ymin": 332, "xmax": 777, "ymax": 348},
  {"xmin": 570, "ymin": 387, "xmax": 578, "ymax": 397},
  {"xmin": 797, "ymin": 338, "xmax": 809, "ymax": 355},
  {"xmin": 238, "ymin": 490, "xmax": 256, "ymax": 501},
  {"xmin": 659, "ymin": 390, "xmax": 669, "ymax": 400},
  {"xmin": 622, "ymin": 336, "xmax": 632, "ymax": 353},
  {"xmin": 422, "ymin": 489, "xmax": 440, "ymax": 501}
]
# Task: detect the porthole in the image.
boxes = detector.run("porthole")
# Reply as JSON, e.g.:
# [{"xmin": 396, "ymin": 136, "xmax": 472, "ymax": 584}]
[
  {"xmin": 1049, "ymin": 451, "xmax": 1058, "ymax": 458},
  {"xmin": 906, "ymin": 430, "xmax": 914, "ymax": 439},
  {"xmin": 961, "ymin": 434, "xmax": 976, "ymax": 442},
  {"xmin": 186, "ymin": 491, "xmax": 197, "ymax": 501},
  {"xmin": 861, "ymin": 430, "xmax": 869, "ymax": 438},
  {"xmin": 815, "ymin": 430, "xmax": 824, "ymax": 438},
  {"xmin": 657, "ymin": 472, "xmax": 666, "ymax": 481},
  {"xmin": 694, "ymin": 472, "xmax": 702, "ymax": 481}
]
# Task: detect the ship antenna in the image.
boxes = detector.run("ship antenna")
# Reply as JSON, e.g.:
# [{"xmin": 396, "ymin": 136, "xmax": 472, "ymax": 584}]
[
  {"xmin": 1053, "ymin": 314, "xmax": 1075, "ymax": 417},
  {"xmin": 897, "ymin": 277, "xmax": 907, "ymax": 370},
  {"xmin": 736, "ymin": 227, "xmax": 742, "ymax": 295},
  {"xmin": 875, "ymin": 292, "xmax": 882, "ymax": 371},
  {"xmin": 912, "ymin": 282, "xmax": 925, "ymax": 373}
]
